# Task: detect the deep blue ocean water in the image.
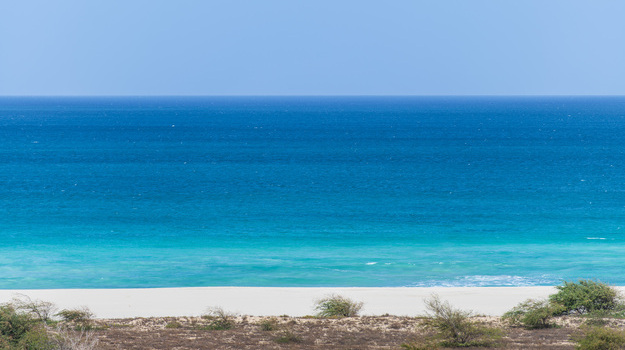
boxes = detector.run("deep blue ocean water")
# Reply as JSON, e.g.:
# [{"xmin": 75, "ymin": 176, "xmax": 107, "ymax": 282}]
[{"xmin": 1, "ymin": 96, "xmax": 625, "ymax": 288}]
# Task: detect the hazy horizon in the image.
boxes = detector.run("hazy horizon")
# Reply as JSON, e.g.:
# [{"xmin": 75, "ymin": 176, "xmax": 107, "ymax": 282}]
[{"xmin": 1, "ymin": 1, "xmax": 624, "ymax": 96}]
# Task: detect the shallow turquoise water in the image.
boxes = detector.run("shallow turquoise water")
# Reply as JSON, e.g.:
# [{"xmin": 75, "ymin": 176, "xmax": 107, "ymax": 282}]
[{"xmin": 1, "ymin": 96, "xmax": 625, "ymax": 288}]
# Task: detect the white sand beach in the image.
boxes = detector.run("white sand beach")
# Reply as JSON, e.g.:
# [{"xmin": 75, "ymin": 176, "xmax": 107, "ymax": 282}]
[{"xmin": 0, "ymin": 286, "xmax": 568, "ymax": 319}]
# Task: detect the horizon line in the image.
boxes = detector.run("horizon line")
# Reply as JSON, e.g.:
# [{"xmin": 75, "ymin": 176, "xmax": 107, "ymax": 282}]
[{"xmin": 1, "ymin": 94, "xmax": 624, "ymax": 98}]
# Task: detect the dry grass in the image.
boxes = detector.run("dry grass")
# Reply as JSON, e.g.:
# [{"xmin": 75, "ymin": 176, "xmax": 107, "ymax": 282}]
[{"xmin": 79, "ymin": 314, "xmax": 625, "ymax": 349}]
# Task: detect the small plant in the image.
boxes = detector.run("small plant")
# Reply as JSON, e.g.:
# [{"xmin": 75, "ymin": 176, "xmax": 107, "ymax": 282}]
[
  {"xmin": 314, "ymin": 294, "xmax": 363, "ymax": 318},
  {"xmin": 165, "ymin": 321, "xmax": 183, "ymax": 329},
  {"xmin": 258, "ymin": 317, "xmax": 279, "ymax": 331},
  {"xmin": 274, "ymin": 328, "xmax": 302, "ymax": 343},
  {"xmin": 550, "ymin": 280, "xmax": 622, "ymax": 315},
  {"xmin": 56, "ymin": 307, "xmax": 95, "ymax": 330},
  {"xmin": 421, "ymin": 294, "xmax": 502, "ymax": 347},
  {"xmin": 10, "ymin": 294, "xmax": 58, "ymax": 323},
  {"xmin": 201, "ymin": 307, "xmax": 236, "ymax": 330},
  {"xmin": 502, "ymin": 299, "xmax": 564, "ymax": 329},
  {"xmin": 573, "ymin": 326, "xmax": 625, "ymax": 350},
  {"xmin": 401, "ymin": 335, "xmax": 440, "ymax": 350}
]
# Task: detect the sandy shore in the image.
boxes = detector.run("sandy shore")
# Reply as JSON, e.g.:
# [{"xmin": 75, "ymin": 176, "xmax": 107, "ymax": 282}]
[{"xmin": 0, "ymin": 286, "xmax": 568, "ymax": 318}]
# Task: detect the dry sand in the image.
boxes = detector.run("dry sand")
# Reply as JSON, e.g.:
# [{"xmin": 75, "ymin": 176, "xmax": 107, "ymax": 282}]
[{"xmin": 0, "ymin": 286, "xmax": 564, "ymax": 318}]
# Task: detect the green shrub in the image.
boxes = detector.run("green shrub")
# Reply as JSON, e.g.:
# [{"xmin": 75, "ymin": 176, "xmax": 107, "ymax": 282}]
[
  {"xmin": 258, "ymin": 317, "xmax": 279, "ymax": 331},
  {"xmin": 274, "ymin": 328, "xmax": 301, "ymax": 343},
  {"xmin": 165, "ymin": 321, "xmax": 182, "ymax": 329},
  {"xmin": 401, "ymin": 336, "xmax": 440, "ymax": 350},
  {"xmin": 56, "ymin": 307, "xmax": 94, "ymax": 325},
  {"xmin": 422, "ymin": 295, "xmax": 502, "ymax": 347},
  {"xmin": 314, "ymin": 294, "xmax": 363, "ymax": 318},
  {"xmin": 201, "ymin": 307, "xmax": 236, "ymax": 330},
  {"xmin": 573, "ymin": 326, "xmax": 625, "ymax": 350},
  {"xmin": 0, "ymin": 304, "xmax": 54, "ymax": 349},
  {"xmin": 17, "ymin": 329, "xmax": 56, "ymax": 350},
  {"xmin": 502, "ymin": 299, "xmax": 564, "ymax": 329},
  {"xmin": 550, "ymin": 280, "xmax": 622, "ymax": 315}
]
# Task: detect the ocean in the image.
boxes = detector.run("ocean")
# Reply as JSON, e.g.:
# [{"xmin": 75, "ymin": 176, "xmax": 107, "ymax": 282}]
[{"xmin": 1, "ymin": 96, "xmax": 624, "ymax": 289}]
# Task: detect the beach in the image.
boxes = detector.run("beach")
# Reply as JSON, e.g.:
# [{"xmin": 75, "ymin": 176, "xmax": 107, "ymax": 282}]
[{"xmin": 0, "ymin": 286, "xmax": 562, "ymax": 318}]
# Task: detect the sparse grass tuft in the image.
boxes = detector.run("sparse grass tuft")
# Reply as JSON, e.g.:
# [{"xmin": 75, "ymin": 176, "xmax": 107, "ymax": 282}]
[
  {"xmin": 274, "ymin": 328, "xmax": 302, "ymax": 343},
  {"xmin": 258, "ymin": 317, "xmax": 279, "ymax": 331},
  {"xmin": 314, "ymin": 294, "xmax": 363, "ymax": 318},
  {"xmin": 165, "ymin": 321, "xmax": 183, "ymax": 329}
]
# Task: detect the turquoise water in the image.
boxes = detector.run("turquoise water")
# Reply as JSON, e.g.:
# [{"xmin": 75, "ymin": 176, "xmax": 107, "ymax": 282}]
[{"xmin": 1, "ymin": 96, "xmax": 625, "ymax": 288}]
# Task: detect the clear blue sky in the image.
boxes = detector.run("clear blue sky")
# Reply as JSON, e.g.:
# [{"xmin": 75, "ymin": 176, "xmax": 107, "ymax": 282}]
[{"xmin": 1, "ymin": 0, "xmax": 624, "ymax": 96}]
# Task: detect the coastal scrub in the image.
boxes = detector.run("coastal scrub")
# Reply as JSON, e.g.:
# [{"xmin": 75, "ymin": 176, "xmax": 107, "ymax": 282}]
[{"xmin": 314, "ymin": 295, "xmax": 363, "ymax": 318}]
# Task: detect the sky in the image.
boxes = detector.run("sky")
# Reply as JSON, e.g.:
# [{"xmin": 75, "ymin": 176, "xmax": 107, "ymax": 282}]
[{"xmin": 1, "ymin": 0, "xmax": 624, "ymax": 96}]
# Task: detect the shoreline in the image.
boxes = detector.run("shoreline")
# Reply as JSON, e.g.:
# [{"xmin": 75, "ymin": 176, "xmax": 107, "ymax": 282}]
[{"xmin": 0, "ymin": 286, "xmax": 570, "ymax": 318}]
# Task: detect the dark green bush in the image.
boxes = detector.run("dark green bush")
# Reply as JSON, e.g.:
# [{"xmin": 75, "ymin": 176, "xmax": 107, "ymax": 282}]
[
  {"xmin": 502, "ymin": 299, "xmax": 564, "ymax": 329},
  {"xmin": 314, "ymin": 295, "xmax": 363, "ymax": 318},
  {"xmin": 0, "ymin": 304, "xmax": 54, "ymax": 349},
  {"xmin": 422, "ymin": 295, "xmax": 502, "ymax": 347},
  {"xmin": 550, "ymin": 280, "xmax": 622, "ymax": 315},
  {"xmin": 573, "ymin": 326, "xmax": 625, "ymax": 350},
  {"xmin": 17, "ymin": 329, "xmax": 56, "ymax": 350}
]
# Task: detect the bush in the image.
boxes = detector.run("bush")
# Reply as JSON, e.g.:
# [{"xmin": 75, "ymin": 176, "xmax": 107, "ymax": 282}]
[
  {"xmin": 258, "ymin": 317, "xmax": 279, "ymax": 331},
  {"xmin": 573, "ymin": 326, "xmax": 625, "ymax": 350},
  {"xmin": 201, "ymin": 307, "xmax": 236, "ymax": 330},
  {"xmin": 401, "ymin": 335, "xmax": 440, "ymax": 350},
  {"xmin": 314, "ymin": 294, "xmax": 363, "ymax": 318},
  {"xmin": 550, "ymin": 280, "xmax": 622, "ymax": 315},
  {"xmin": 502, "ymin": 299, "xmax": 564, "ymax": 329},
  {"xmin": 421, "ymin": 295, "xmax": 502, "ymax": 347},
  {"xmin": 0, "ymin": 304, "xmax": 54, "ymax": 349},
  {"xmin": 274, "ymin": 328, "xmax": 302, "ymax": 343},
  {"xmin": 17, "ymin": 329, "xmax": 56, "ymax": 350},
  {"xmin": 10, "ymin": 294, "xmax": 58, "ymax": 323},
  {"xmin": 56, "ymin": 307, "xmax": 94, "ymax": 329},
  {"xmin": 165, "ymin": 321, "xmax": 182, "ymax": 329}
]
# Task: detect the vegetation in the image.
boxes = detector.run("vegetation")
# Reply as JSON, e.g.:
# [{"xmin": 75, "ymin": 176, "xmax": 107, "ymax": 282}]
[
  {"xmin": 419, "ymin": 295, "xmax": 502, "ymax": 348},
  {"xmin": 314, "ymin": 294, "xmax": 363, "ymax": 318},
  {"xmin": 51, "ymin": 326, "xmax": 99, "ymax": 350},
  {"xmin": 573, "ymin": 326, "xmax": 625, "ymax": 350},
  {"xmin": 502, "ymin": 299, "xmax": 564, "ymax": 329},
  {"xmin": 165, "ymin": 321, "xmax": 182, "ymax": 329},
  {"xmin": 56, "ymin": 308, "xmax": 94, "ymax": 329},
  {"xmin": 257, "ymin": 317, "xmax": 279, "ymax": 331},
  {"xmin": 0, "ymin": 303, "xmax": 55, "ymax": 349},
  {"xmin": 201, "ymin": 307, "xmax": 236, "ymax": 330},
  {"xmin": 400, "ymin": 336, "xmax": 440, "ymax": 350},
  {"xmin": 10, "ymin": 295, "xmax": 58, "ymax": 324},
  {"xmin": 274, "ymin": 328, "xmax": 302, "ymax": 343},
  {"xmin": 550, "ymin": 280, "xmax": 622, "ymax": 315}
]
